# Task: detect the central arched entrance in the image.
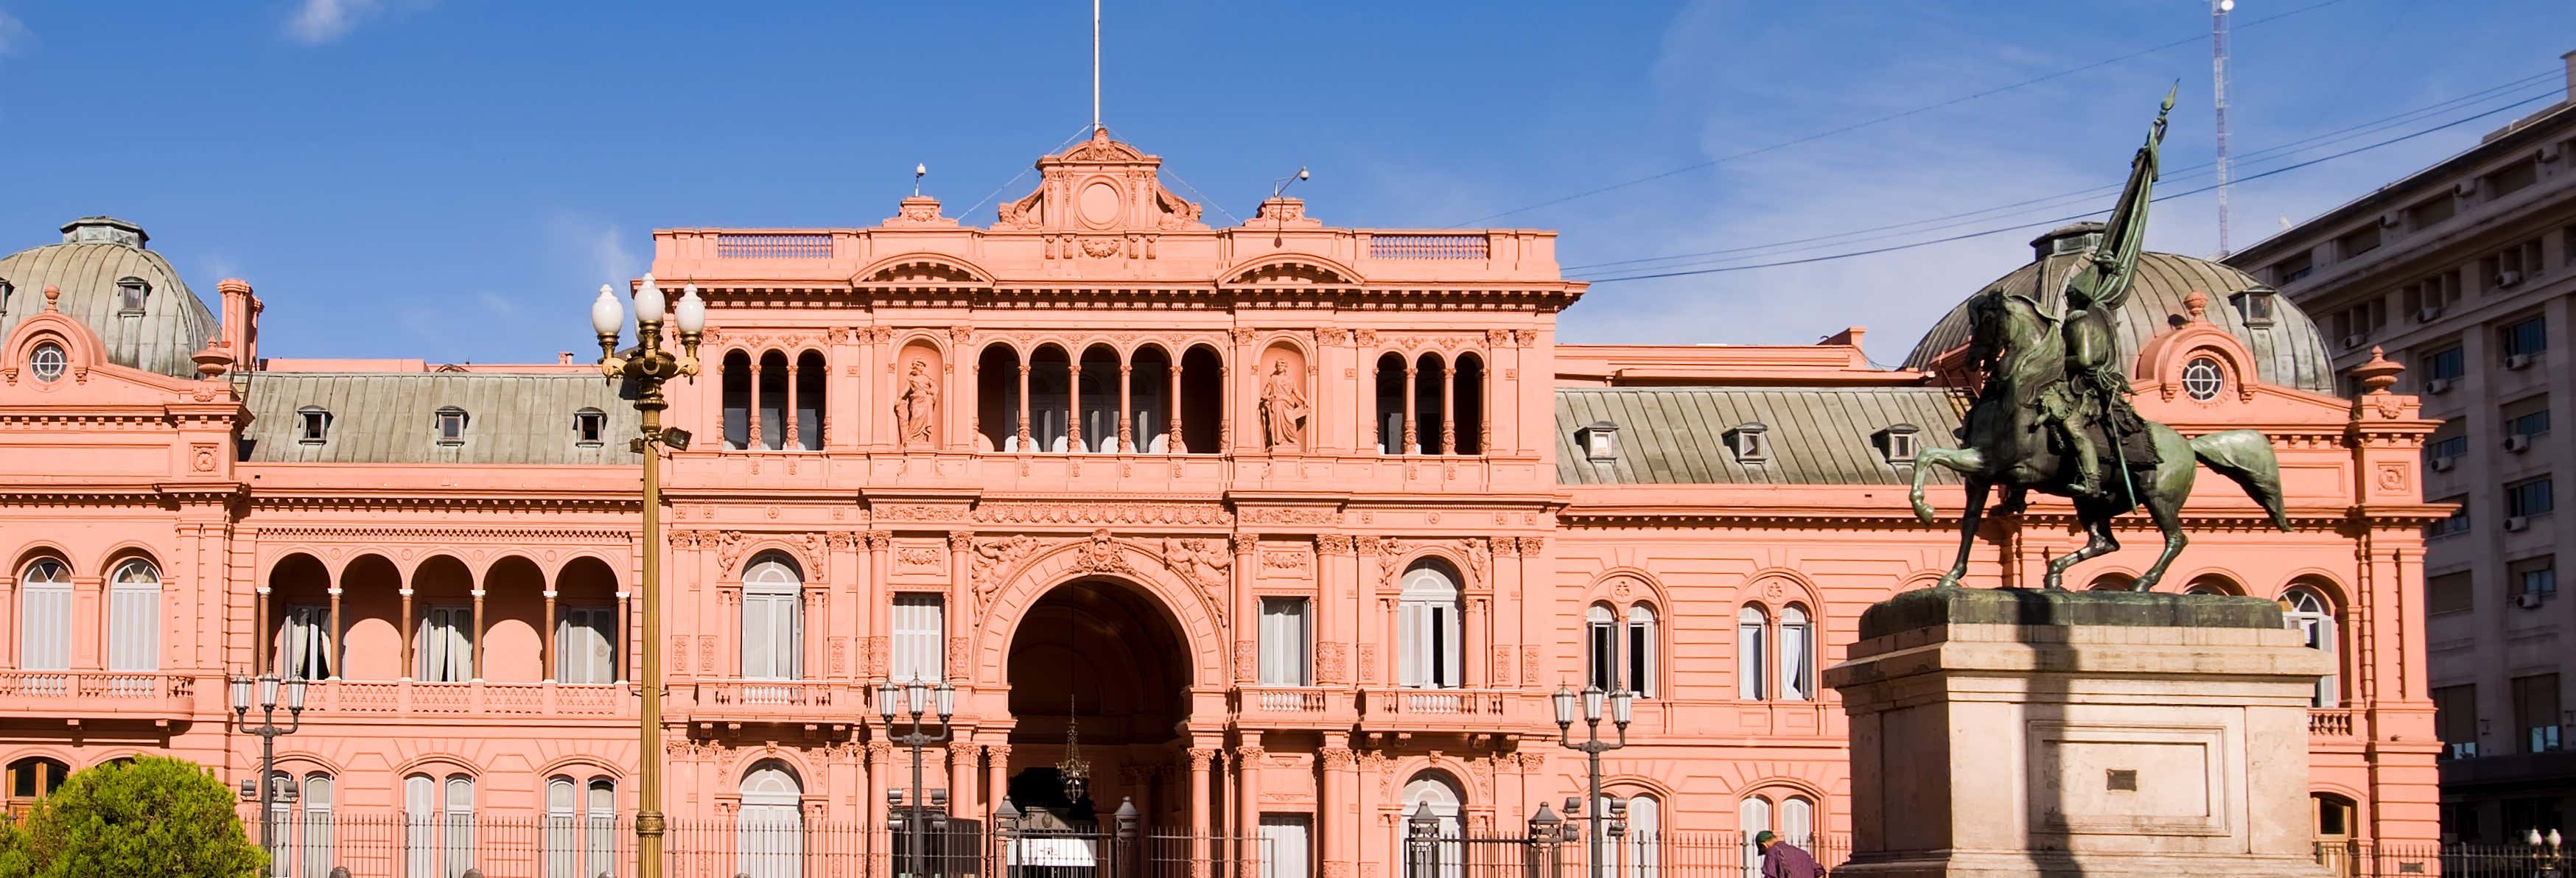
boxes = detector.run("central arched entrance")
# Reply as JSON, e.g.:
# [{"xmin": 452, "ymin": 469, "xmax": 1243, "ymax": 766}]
[{"xmin": 1004, "ymin": 577, "xmax": 1194, "ymax": 826}]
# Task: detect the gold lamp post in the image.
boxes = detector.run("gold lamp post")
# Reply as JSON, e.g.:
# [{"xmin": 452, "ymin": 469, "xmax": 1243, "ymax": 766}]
[{"xmin": 590, "ymin": 274, "xmax": 704, "ymax": 878}]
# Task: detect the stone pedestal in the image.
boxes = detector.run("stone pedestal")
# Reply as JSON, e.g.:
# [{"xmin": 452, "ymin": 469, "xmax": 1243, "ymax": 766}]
[{"xmin": 1822, "ymin": 587, "xmax": 2331, "ymax": 878}]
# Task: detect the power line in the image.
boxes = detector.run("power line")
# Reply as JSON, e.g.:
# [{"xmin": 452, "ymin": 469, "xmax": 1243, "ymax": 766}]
[
  {"xmin": 1445, "ymin": 0, "xmax": 2356, "ymax": 228},
  {"xmin": 1545, "ymin": 70, "xmax": 2555, "ymax": 271},
  {"xmin": 1575, "ymin": 91, "xmax": 2558, "ymax": 285}
]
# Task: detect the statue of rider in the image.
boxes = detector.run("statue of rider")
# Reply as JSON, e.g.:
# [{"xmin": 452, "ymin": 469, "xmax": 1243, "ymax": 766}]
[{"xmin": 2040, "ymin": 85, "xmax": 2175, "ymax": 503}]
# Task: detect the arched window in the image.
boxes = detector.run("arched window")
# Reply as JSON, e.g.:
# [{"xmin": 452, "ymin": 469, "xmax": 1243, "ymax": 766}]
[
  {"xmin": 1452, "ymin": 353, "xmax": 1484, "ymax": 455},
  {"xmin": 29, "ymin": 342, "xmax": 66, "ymax": 383},
  {"xmin": 741, "ymin": 554, "xmax": 805, "ymax": 683},
  {"xmin": 1625, "ymin": 605, "xmax": 1657, "ymax": 698},
  {"xmin": 738, "ymin": 763, "xmax": 805, "ymax": 878},
  {"xmin": 1178, "ymin": 345, "xmax": 1224, "ymax": 454},
  {"xmin": 586, "ymin": 779, "xmax": 617, "ymax": 875},
  {"xmin": 1398, "ymin": 561, "xmax": 1463, "ymax": 689},
  {"xmin": 299, "ymin": 773, "xmax": 334, "ymax": 878},
  {"xmin": 1027, "ymin": 345, "xmax": 1072, "ymax": 452},
  {"xmin": 1779, "ymin": 796, "xmax": 1815, "ymax": 846},
  {"xmin": 1129, "ymin": 345, "xmax": 1174, "ymax": 454},
  {"xmin": 757, "ymin": 351, "xmax": 789, "ymax": 450},
  {"xmin": 2283, "ymin": 586, "xmax": 2339, "ymax": 708},
  {"xmin": 2185, "ymin": 576, "xmax": 2239, "ymax": 597},
  {"xmin": 265, "ymin": 770, "xmax": 293, "ymax": 874},
  {"xmin": 1621, "ymin": 793, "xmax": 1660, "ymax": 878},
  {"xmin": 1374, "ymin": 353, "xmax": 1407, "ymax": 455},
  {"xmin": 1586, "ymin": 605, "xmax": 1618, "ymax": 692},
  {"xmin": 108, "ymin": 558, "xmax": 161, "ymax": 679},
  {"xmin": 976, "ymin": 344, "xmax": 1021, "ymax": 452},
  {"xmin": 1779, "ymin": 605, "xmax": 1814, "ymax": 701},
  {"xmin": 1078, "ymin": 344, "xmax": 1121, "ymax": 453},
  {"xmin": 2088, "ymin": 573, "xmax": 2138, "ymax": 591},
  {"xmin": 1399, "ymin": 771, "xmax": 1465, "ymax": 878},
  {"xmin": 7, "ymin": 756, "xmax": 67, "ymax": 818},
  {"xmin": 18, "ymin": 558, "xmax": 71, "ymax": 682},
  {"xmin": 1737, "ymin": 795, "xmax": 1772, "ymax": 876},
  {"xmin": 721, "ymin": 350, "xmax": 753, "ymax": 450},
  {"xmin": 545, "ymin": 776, "xmax": 578, "ymax": 878},
  {"xmin": 1413, "ymin": 353, "xmax": 1447, "ymax": 454},
  {"xmin": 1737, "ymin": 606, "xmax": 1769, "ymax": 700},
  {"xmin": 405, "ymin": 773, "xmax": 475, "ymax": 878},
  {"xmin": 443, "ymin": 775, "xmax": 475, "ymax": 877},
  {"xmin": 794, "ymin": 350, "xmax": 825, "ymax": 450}
]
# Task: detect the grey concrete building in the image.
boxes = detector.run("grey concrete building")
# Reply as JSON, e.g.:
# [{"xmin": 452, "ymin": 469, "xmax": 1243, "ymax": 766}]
[{"xmin": 2229, "ymin": 49, "xmax": 2576, "ymax": 844}]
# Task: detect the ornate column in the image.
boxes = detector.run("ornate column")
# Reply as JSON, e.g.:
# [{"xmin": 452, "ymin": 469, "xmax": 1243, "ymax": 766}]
[
  {"xmin": 469, "ymin": 587, "xmax": 486, "ymax": 681},
  {"xmin": 542, "ymin": 587, "xmax": 559, "ymax": 682},
  {"xmin": 1219, "ymin": 362, "xmax": 1235, "ymax": 451},
  {"xmin": 1017, "ymin": 361, "xmax": 1034, "ymax": 453},
  {"xmin": 1068, "ymin": 359, "xmax": 1085, "ymax": 452},
  {"xmin": 1319, "ymin": 741, "xmax": 1357, "ymax": 878},
  {"xmin": 1187, "ymin": 746, "xmax": 1217, "ymax": 878},
  {"xmin": 1165, "ymin": 358, "xmax": 1182, "ymax": 453},
  {"xmin": 1119, "ymin": 362, "xmax": 1135, "ymax": 453},
  {"xmin": 1233, "ymin": 534, "xmax": 1258, "ymax": 685},
  {"xmin": 1463, "ymin": 595, "xmax": 1487, "ymax": 689},
  {"xmin": 1439, "ymin": 361, "xmax": 1455, "ymax": 454},
  {"xmin": 325, "ymin": 585, "xmax": 342, "ymax": 680},
  {"xmin": 802, "ymin": 586, "xmax": 825, "ymax": 682},
  {"xmin": 949, "ymin": 531, "xmax": 973, "ymax": 681},
  {"xmin": 865, "ymin": 532, "xmax": 892, "ymax": 680},
  {"xmin": 783, "ymin": 356, "xmax": 801, "ymax": 449},
  {"xmin": 866, "ymin": 740, "xmax": 893, "ymax": 860},
  {"xmin": 747, "ymin": 358, "xmax": 765, "ymax": 449},
  {"xmin": 1315, "ymin": 536, "xmax": 1352, "ymax": 686},
  {"xmin": 1236, "ymin": 740, "xmax": 1265, "ymax": 878},
  {"xmin": 1400, "ymin": 363, "xmax": 1418, "ymax": 454},
  {"xmin": 949, "ymin": 741, "xmax": 976, "ymax": 818},
  {"xmin": 397, "ymin": 586, "xmax": 415, "ymax": 681},
  {"xmin": 984, "ymin": 743, "xmax": 1012, "ymax": 819},
  {"xmin": 253, "ymin": 583, "xmax": 272, "ymax": 675}
]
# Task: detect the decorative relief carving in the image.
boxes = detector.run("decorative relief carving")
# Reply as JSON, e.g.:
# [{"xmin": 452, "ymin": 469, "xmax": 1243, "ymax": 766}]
[
  {"xmin": 1259, "ymin": 549, "xmax": 1311, "ymax": 574},
  {"xmin": 1357, "ymin": 644, "xmax": 1378, "ymax": 684},
  {"xmin": 1318, "ymin": 747, "xmax": 1356, "ymax": 770},
  {"xmin": 1071, "ymin": 529, "xmax": 1135, "ymax": 576},
  {"xmin": 948, "ymin": 530, "xmax": 973, "ymax": 552},
  {"xmin": 714, "ymin": 531, "xmax": 749, "ymax": 569},
  {"xmin": 1516, "ymin": 536, "xmax": 1546, "ymax": 556},
  {"xmin": 1315, "ymin": 534, "xmax": 1353, "ymax": 555},
  {"xmin": 1234, "ymin": 639, "xmax": 1257, "ymax": 682},
  {"xmin": 1239, "ymin": 507, "xmax": 1337, "ymax": 525},
  {"xmin": 1492, "ymin": 647, "xmax": 1513, "ymax": 686},
  {"xmin": 1161, "ymin": 538, "xmax": 1231, "ymax": 623},
  {"xmin": 864, "ymin": 531, "xmax": 892, "ymax": 552},
  {"xmin": 872, "ymin": 505, "xmax": 957, "ymax": 523},
  {"xmin": 970, "ymin": 535, "xmax": 1041, "ymax": 608},
  {"xmin": 1352, "ymin": 329, "xmax": 1379, "ymax": 348},
  {"xmin": 894, "ymin": 545, "xmax": 947, "ymax": 572},
  {"xmin": 1316, "ymin": 642, "xmax": 1346, "ymax": 683}
]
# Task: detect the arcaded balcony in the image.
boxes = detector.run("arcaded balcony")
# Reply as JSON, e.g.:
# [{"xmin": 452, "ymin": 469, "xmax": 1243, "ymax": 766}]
[
  {"xmin": 296, "ymin": 680, "xmax": 634, "ymax": 720},
  {"xmin": 0, "ymin": 670, "xmax": 196, "ymax": 724}
]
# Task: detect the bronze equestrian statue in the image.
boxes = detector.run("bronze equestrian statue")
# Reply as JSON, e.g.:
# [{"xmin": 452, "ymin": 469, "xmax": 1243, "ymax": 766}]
[{"xmin": 1908, "ymin": 88, "xmax": 2290, "ymax": 591}]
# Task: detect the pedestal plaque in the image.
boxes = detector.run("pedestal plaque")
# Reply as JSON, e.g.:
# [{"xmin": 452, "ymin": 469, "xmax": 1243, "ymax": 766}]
[{"xmin": 1823, "ymin": 587, "xmax": 2331, "ymax": 878}]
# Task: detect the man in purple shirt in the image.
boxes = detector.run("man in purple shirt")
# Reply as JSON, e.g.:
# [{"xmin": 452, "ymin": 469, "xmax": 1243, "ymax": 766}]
[{"xmin": 1755, "ymin": 830, "xmax": 1824, "ymax": 878}]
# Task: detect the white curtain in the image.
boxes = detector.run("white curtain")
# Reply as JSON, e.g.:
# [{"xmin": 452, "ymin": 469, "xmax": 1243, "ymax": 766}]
[
  {"xmin": 1259, "ymin": 598, "xmax": 1311, "ymax": 686},
  {"xmin": 1623, "ymin": 796, "xmax": 1660, "ymax": 878},
  {"xmin": 1625, "ymin": 605, "xmax": 1656, "ymax": 698},
  {"xmin": 404, "ymin": 776, "xmax": 436, "ymax": 878},
  {"xmin": 741, "ymin": 557, "xmax": 805, "ymax": 681},
  {"xmin": 1259, "ymin": 815, "xmax": 1312, "ymax": 878},
  {"xmin": 738, "ymin": 767, "xmax": 804, "ymax": 878},
  {"xmin": 416, "ymin": 607, "xmax": 469, "ymax": 682},
  {"xmin": 18, "ymin": 561, "xmax": 70, "ymax": 685},
  {"xmin": 546, "ymin": 777, "xmax": 578, "ymax": 878},
  {"xmin": 558, "ymin": 606, "xmax": 616, "ymax": 684},
  {"xmin": 281, "ymin": 606, "xmax": 333, "ymax": 681},
  {"xmin": 1737, "ymin": 607, "xmax": 1768, "ymax": 700},
  {"xmin": 267, "ymin": 776, "xmax": 293, "ymax": 877},
  {"xmin": 2285, "ymin": 589, "xmax": 2338, "ymax": 708},
  {"xmin": 1779, "ymin": 606, "xmax": 1813, "ymax": 701},
  {"xmin": 107, "ymin": 560, "xmax": 161, "ymax": 674},
  {"xmin": 585, "ymin": 780, "xmax": 617, "ymax": 878},
  {"xmin": 1399, "ymin": 566, "xmax": 1462, "ymax": 689},
  {"xmin": 1586, "ymin": 605, "xmax": 1617, "ymax": 692},
  {"xmin": 1779, "ymin": 797, "xmax": 1813, "ymax": 847},
  {"xmin": 300, "ymin": 775, "xmax": 333, "ymax": 878},
  {"xmin": 891, "ymin": 594, "xmax": 943, "ymax": 683}
]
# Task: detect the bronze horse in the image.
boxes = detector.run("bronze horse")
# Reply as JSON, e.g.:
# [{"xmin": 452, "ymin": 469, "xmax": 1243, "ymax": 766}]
[{"xmin": 1907, "ymin": 288, "xmax": 2289, "ymax": 590}]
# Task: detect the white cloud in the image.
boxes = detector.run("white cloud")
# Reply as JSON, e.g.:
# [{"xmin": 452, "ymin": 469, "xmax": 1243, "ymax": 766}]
[
  {"xmin": 547, "ymin": 211, "xmax": 643, "ymax": 290},
  {"xmin": 0, "ymin": 10, "xmax": 30, "ymax": 56},
  {"xmin": 286, "ymin": 0, "xmax": 421, "ymax": 45}
]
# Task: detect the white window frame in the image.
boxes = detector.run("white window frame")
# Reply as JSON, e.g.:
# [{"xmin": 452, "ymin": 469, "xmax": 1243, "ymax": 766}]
[
  {"xmin": 1779, "ymin": 605, "xmax": 1815, "ymax": 701},
  {"xmin": 28, "ymin": 343, "xmax": 66, "ymax": 382},
  {"xmin": 108, "ymin": 558, "xmax": 161, "ymax": 675},
  {"xmin": 738, "ymin": 765, "xmax": 804, "ymax": 878},
  {"xmin": 557, "ymin": 605, "xmax": 618, "ymax": 684},
  {"xmin": 2284, "ymin": 587, "xmax": 2339, "ymax": 708},
  {"xmin": 416, "ymin": 605, "xmax": 470, "ymax": 682},
  {"xmin": 1259, "ymin": 597, "xmax": 1312, "ymax": 686},
  {"xmin": 1625, "ymin": 605, "xmax": 1656, "ymax": 698},
  {"xmin": 890, "ymin": 593, "xmax": 944, "ymax": 684},
  {"xmin": 1736, "ymin": 606, "xmax": 1769, "ymax": 700},
  {"xmin": 299, "ymin": 773, "xmax": 334, "ymax": 878},
  {"xmin": 741, "ymin": 555, "xmax": 805, "ymax": 681},
  {"xmin": 546, "ymin": 776, "xmax": 579, "ymax": 878},
  {"xmin": 1586, "ymin": 604, "xmax": 1618, "ymax": 692},
  {"xmin": 1397, "ymin": 563, "xmax": 1463, "ymax": 689},
  {"xmin": 18, "ymin": 559, "xmax": 71, "ymax": 678},
  {"xmin": 280, "ymin": 605, "xmax": 334, "ymax": 681}
]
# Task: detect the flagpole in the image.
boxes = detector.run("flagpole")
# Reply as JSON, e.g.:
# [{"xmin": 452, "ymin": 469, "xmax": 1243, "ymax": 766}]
[{"xmin": 1092, "ymin": 0, "xmax": 1102, "ymax": 131}]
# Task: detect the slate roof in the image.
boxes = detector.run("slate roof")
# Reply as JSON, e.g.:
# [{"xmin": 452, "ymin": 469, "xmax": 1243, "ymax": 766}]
[
  {"xmin": 1555, "ymin": 386, "xmax": 1966, "ymax": 485},
  {"xmin": 1902, "ymin": 249, "xmax": 2337, "ymax": 393},
  {"xmin": 242, "ymin": 372, "xmax": 643, "ymax": 465},
  {"xmin": 0, "ymin": 221, "xmax": 221, "ymax": 381}
]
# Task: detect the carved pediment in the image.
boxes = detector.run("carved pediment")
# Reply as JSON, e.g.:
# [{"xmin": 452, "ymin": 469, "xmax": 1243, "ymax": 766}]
[
  {"xmin": 993, "ymin": 127, "xmax": 1206, "ymax": 233},
  {"xmin": 854, "ymin": 253, "xmax": 993, "ymax": 287}
]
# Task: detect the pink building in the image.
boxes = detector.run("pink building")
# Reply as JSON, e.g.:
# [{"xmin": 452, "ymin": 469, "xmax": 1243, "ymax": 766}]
[{"xmin": 0, "ymin": 132, "xmax": 2439, "ymax": 877}]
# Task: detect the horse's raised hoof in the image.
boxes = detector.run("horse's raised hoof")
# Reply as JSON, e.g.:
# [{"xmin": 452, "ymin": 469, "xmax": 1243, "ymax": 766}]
[
  {"xmin": 1935, "ymin": 572, "xmax": 1964, "ymax": 589},
  {"xmin": 1911, "ymin": 501, "xmax": 1936, "ymax": 524}
]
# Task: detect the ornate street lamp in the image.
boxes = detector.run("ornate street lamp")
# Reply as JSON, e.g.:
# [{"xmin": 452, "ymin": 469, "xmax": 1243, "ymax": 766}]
[
  {"xmin": 880, "ymin": 678, "xmax": 957, "ymax": 878},
  {"xmin": 2530, "ymin": 828, "xmax": 2565, "ymax": 877},
  {"xmin": 1059, "ymin": 695, "xmax": 1091, "ymax": 803},
  {"xmin": 231, "ymin": 672, "xmax": 308, "ymax": 857},
  {"xmin": 1553, "ymin": 684, "xmax": 1633, "ymax": 878},
  {"xmin": 589, "ymin": 275, "xmax": 704, "ymax": 878}
]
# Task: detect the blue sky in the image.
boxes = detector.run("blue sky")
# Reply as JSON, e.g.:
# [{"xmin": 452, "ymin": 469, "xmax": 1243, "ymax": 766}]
[{"xmin": 1, "ymin": 1, "xmax": 2570, "ymax": 364}]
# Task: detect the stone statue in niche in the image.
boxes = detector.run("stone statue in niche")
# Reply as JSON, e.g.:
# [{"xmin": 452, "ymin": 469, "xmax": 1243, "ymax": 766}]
[
  {"xmin": 897, "ymin": 359, "xmax": 939, "ymax": 448},
  {"xmin": 1259, "ymin": 359, "xmax": 1308, "ymax": 451}
]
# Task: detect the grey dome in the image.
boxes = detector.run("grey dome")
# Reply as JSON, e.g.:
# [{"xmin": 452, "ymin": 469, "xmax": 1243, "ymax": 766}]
[
  {"xmin": 1903, "ymin": 225, "xmax": 2336, "ymax": 393},
  {"xmin": 0, "ymin": 218, "xmax": 220, "ymax": 381}
]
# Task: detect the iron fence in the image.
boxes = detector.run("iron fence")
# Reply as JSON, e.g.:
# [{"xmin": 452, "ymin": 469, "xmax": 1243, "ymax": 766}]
[
  {"xmin": 2315, "ymin": 840, "xmax": 2570, "ymax": 877},
  {"xmin": 1403, "ymin": 829, "xmax": 1852, "ymax": 878}
]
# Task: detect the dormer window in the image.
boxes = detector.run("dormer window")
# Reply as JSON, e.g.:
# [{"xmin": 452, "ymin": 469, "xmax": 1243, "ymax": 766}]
[
  {"xmin": 116, "ymin": 278, "xmax": 149, "ymax": 315},
  {"xmin": 297, "ymin": 406, "xmax": 332, "ymax": 443},
  {"xmin": 1878, "ymin": 424, "xmax": 1921, "ymax": 465},
  {"xmin": 1729, "ymin": 422, "xmax": 1771, "ymax": 464},
  {"xmin": 29, "ymin": 343, "xmax": 67, "ymax": 382},
  {"xmin": 1578, "ymin": 421, "xmax": 1620, "ymax": 463},
  {"xmin": 0, "ymin": 279, "xmax": 13, "ymax": 312},
  {"xmin": 574, "ymin": 408, "xmax": 606, "ymax": 446},
  {"xmin": 435, "ymin": 407, "xmax": 469, "ymax": 445},
  {"xmin": 2231, "ymin": 287, "xmax": 2278, "ymax": 329}
]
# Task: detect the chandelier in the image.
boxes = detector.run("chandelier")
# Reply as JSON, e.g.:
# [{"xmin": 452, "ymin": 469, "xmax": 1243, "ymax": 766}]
[{"xmin": 1059, "ymin": 694, "xmax": 1091, "ymax": 802}]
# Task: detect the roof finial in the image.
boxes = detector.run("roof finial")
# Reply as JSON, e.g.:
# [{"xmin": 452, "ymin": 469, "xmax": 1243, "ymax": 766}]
[
  {"xmin": 41, "ymin": 285, "xmax": 59, "ymax": 311},
  {"xmin": 2183, "ymin": 290, "xmax": 2209, "ymax": 321}
]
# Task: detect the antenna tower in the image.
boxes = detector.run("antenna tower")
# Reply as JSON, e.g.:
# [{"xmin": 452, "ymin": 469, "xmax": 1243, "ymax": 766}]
[{"xmin": 2212, "ymin": 0, "xmax": 2234, "ymax": 258}]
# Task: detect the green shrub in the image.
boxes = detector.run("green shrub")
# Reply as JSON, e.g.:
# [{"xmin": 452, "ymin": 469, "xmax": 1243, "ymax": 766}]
[{"xmin": 0, "ymin": 756, "xmax": 265, "ymax": 877}]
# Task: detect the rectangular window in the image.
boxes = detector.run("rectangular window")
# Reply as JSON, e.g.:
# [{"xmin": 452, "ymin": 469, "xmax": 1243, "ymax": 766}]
[
  {"xmin": 1625, "ymin": 610, "xmax": 1656, "ymax": 698},
  {"xmin": 2407, "ymin": 194, "xmax": 2455, "ymax": 229},
  {"xmin": 1259, "ymin": 597, "xmax": 1312, "ymax": 686},
  {"xmin": 1737, "ymin": 613, "xmax": 1768, "ymax": 700},
  {"xmin": 2504, "ymin": 396, "xmax": 2550, "ymax": 439},
  {"xmin": 2507, "ymin": 478, "xmax": 2555, "ymax": 518},
  {"xmin": 2512, "ymin": 673, "xmax": 2561, "ymax": 754},
  {"xmin": 107, "ymin": 579, "xmax": 161, "ymax": 674},
  {"xmin": 573, "ymin": 410, "xmax": 605, "ymax": 446},
  {"xmin": 2512, "ymin": 555, "xmax": 2557, "ymax": 598},
  {"xmin": 435, "ymin": 410, "xmax": 468, "ymax": 444},
  {"xmin": 2426, "ymin": 435, "xmax": 2468, "ymax": 464},
  {"xmin": 2434, "ymin": 684, "xmax": 2479, "ymax": 759},
  {"xmin": 1398, "ymin": 600, "xmax": 1461, "ymax": 689},
  {"xmin": 2337, "ymin": 225, "xmax": 2381, "ymax": 259},
  {"xmin": 2487, "ymin": 160, "xmax": 2538, "ymax": 197},
  {"xmin": 1586, "ymin": 611, "xmax": 1617, "ymax": 692},
  {"xmin": 890, "ymin": 594, "xmax": 944, "ymax": 684},
  {"xmin": 2275, "ymin": 253, "xmax": 2315, "ymax": 284},
  {"xmin": 2428, "ymin": 570, "xmax": 2474, "ymax": 614},
  {"xmin": 298, "ymin": 410, "xmax": 330, "ymax": 443},
  {"xmin": 2404, "ymin": 271, "xmax": 2462, "ymax": 318},
  {"xmin": 415, "ymin": 606, "xmax": 470, "ymax": 682},
  {"xmin": 17, "ymin": 579, "xmax": 69, "ymax": 673},
  {"xmin": 2427, "ymin": 494, "xmax": 2470, "ymax": 538},
  {"xmin": 556, "ymin": 605, "xmax": 617, "ymax": 684},
  {"xmin": 279, "ymin": 605, "xmax": 334, "ymax": 680},
  {"xmin": 1258, "ymin": 815, "xmax": 1312, "ymax": 878},
  {"xmin": 117, "ymin": 281, "xmax": 146, "ymax": 314},
  {"xmin": 2422, "ymin": 346, "xmax": 2465, "ymax": 384}
]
